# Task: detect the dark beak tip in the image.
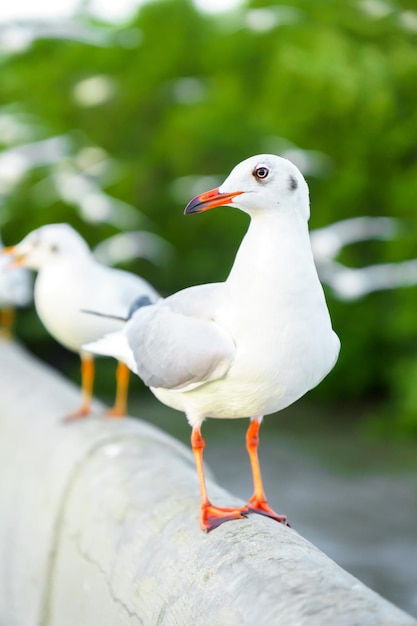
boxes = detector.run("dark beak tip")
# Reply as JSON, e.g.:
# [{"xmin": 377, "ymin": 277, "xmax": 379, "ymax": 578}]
[
  {"xmin": 184, "ymin": 196, "xmax": 201, "ymax": 215},
  {"xmin": 183, "ymin": 186, "xmax": 227, "ymax": 215}
]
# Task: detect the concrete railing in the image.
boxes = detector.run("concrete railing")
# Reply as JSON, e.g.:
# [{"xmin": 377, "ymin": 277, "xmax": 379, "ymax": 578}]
[{"xmin": 0, "ymin": 339, "xmax": 415, "ymax": 626}]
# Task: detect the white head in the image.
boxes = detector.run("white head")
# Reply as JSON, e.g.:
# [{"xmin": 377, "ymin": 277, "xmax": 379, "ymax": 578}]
[
  {"xmin": 6, "ymin": 223, "xmax": 91, "ymax": 270},
  {"xmin": 184, "ymin": 154, "xmax": 310, "ymax": 221}
]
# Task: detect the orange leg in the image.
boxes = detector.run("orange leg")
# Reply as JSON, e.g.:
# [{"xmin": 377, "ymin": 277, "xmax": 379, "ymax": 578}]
[
  {"xmin": 245, "ymin": 417, "xmax": 289, "ymax": 525},
  {"xmin": 105, "ymin": 361, "xmax": 129, "ymax": 418},
  {"xmin": 64, "ymin": 353, "xmax": 95, "ymax": 421},
  {"xmin": 0, "ymin": 307, "xmax": 15, "ymax": 338},
  {"xmin": 191, "ymin": 426, "xmax": 248, "ymax": 532}
]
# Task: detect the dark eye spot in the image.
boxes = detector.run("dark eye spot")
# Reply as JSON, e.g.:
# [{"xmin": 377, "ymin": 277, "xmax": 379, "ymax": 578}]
[
  {"xmin": 253, "ymin": 165, "xmax": 269, "ymax": 181},
  {"xmin": 289, "ymin": 175, "xmax": 298, "ymax": 190},
  {"xmin": 50, "ymin": 244, "xmax": 59, "ymax": 253}
]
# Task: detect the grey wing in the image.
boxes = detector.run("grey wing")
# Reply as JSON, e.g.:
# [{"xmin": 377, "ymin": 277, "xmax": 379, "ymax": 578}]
[
  {"xmin": 125, "ymin": 303, "xmax": 236, "ymax": 391},
  {"xmin": 166, "ymin": 282, "xmax": 226, "ymax": 318}
]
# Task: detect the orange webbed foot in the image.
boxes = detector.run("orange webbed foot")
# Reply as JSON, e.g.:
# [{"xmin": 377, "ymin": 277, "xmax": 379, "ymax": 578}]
[
  {"xmin": 104, "ymin": 406, "xmax": 126, "ymax": 419},
  {"xmin": 63, "ymin": 406, "xmax": 92, "ymax": 423},
  {"xmin": 201, "ymin": 504, "xmax": 249, "ymax": 533},
  {"xmin": 246, "ymin": 497, "xmax": 290, "ymax": 526}
]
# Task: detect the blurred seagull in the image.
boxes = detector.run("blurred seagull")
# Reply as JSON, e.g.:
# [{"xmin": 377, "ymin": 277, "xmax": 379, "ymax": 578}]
[
  {"xmin": 85, "ymin": 155, "xmax": 340, "ymax": 532},
  {"xmin": 93, "ymin": 230, "xmax": 175, "ymax": 268},
  {"xmin": 0, "ymin": 235, "xmax": 32, "ymax": 337},
  {"xmin": 311, "ymin": 216, "xmax": 397, "ymax": 263},
  {"xmin": 4, "ymin": 223, "xmax": 159, "ymax": 420},
  {"xmin": 310, "ymin": 216, "xmax": 417, "ymax": 300}
]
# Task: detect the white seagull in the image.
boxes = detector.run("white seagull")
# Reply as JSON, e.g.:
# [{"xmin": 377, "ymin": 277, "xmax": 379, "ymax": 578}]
[
  {"xmin": 85, "ymin": 155, "xmax": 340, "ymax": 532},
  {"xmin": 4, "ymin": 223, "xmax": 159, "ymax": 420}
]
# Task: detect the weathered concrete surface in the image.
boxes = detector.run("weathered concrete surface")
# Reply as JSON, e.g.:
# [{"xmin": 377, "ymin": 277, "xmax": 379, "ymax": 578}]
[{"xmin": 0, "ymin": 339, "xmax": 415, "ymax": 626}]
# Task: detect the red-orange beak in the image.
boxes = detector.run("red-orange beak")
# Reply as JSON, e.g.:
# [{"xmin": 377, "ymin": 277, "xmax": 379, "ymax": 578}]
[{"xmin": 184, "ymin": 188, "xmax": 243, "ymax": 215}]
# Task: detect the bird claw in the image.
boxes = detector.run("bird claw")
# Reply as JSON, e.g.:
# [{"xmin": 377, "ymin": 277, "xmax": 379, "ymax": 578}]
[
  {"xmin": 246, "ymin": 498, "xmax": 290, "ymax": 526},
  {"xmin": 201, "ymin": 504, "xmax": 249, "ymax": 532},
  {"xmin": 104, "ymin": 407, "xmax": 125, "ymax": 418},
  {"xmin": 62, "ymin": 407, "xmax": 91, "ymax": 423},
  {"xmin": 199, "ymin": 500, "xmax": 291, "ymax": 532}
]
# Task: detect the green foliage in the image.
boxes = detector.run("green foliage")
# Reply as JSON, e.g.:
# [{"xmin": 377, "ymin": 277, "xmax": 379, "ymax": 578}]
[{"xmin": 1, "ymin": 0, "xmax": 417, "ymax": 430}]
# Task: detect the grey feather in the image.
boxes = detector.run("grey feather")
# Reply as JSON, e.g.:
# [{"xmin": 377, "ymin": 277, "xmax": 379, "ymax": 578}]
[{"xmin": 125, "ymin": 284, "xmax": 235, "ymax": 390}]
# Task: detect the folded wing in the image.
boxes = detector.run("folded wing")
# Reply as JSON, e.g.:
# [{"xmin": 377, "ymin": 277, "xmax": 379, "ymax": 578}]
[{"xmin": 127, "ymin": 285, "xmax": 235, "ymax": 391}]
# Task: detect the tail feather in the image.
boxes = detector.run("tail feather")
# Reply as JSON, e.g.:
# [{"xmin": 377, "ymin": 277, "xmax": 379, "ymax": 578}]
[
  {"xmin": 81, "ymin": 309, "xmax": 127, "ymax": 322},
  {"xmin": 81, "ymin": 295, "xmax": 153, "ymax": 323},
  {"xmin": 83, "ymin": 331, "xmax": 138, "ymax": 374}
]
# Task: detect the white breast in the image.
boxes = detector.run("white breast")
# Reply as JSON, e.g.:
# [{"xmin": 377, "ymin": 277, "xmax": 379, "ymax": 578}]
[{"xmin": 152, "ymin": 212, "xmax": 340, "ymax": 424}]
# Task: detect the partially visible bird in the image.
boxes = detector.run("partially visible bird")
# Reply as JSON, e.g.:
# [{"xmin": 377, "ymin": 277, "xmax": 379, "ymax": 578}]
[
  {"xmin": 0, "ymin": 235, "xmax": 32, "ymax": 337},
  {"xmin": 93, "ymin": 230, "xmax": 175, "ymax": 268},
  {"xmin": 310, "ymin": 216, "xmax": 417, "ymax": 300},
  {"xmin": 85, "ymin": 155, "xmax": 340, "ymax": 532},
  {"xmin": 4, "ymin": 223, "xmax": 160, "ymax": 419}
]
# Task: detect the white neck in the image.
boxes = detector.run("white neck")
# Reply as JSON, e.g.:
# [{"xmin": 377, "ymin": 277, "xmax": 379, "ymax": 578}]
[{"xmin": 226, "ymin": 210, "xmax": 319, "ymax": 300}]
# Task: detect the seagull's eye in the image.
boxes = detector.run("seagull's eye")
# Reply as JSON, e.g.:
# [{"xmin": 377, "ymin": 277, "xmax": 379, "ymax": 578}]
[
  {"xmin": 253, "ymin": 165, "xmax": 269, "ymax": 181},
  {"xmin": 50, "ymin": 244, "xmax": 59, "ymax": 253}
]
